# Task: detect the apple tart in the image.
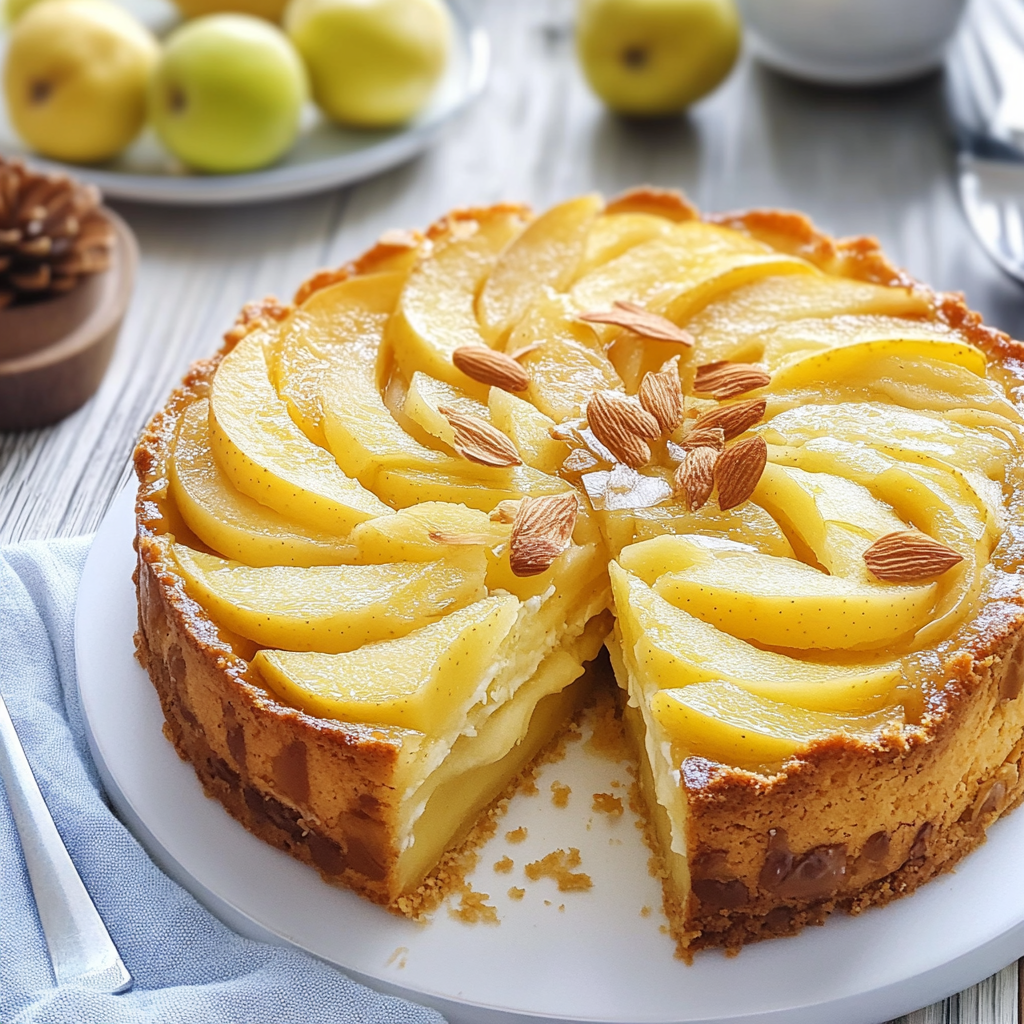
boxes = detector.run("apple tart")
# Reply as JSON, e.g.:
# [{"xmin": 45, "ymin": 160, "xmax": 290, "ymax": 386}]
[{"xmin": 134, "ymin": 189, "xmax": 1024, "ymax": 954}]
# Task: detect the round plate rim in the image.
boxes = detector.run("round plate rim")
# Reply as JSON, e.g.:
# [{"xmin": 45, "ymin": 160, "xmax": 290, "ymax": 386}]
[{"xmin": 74, "ymin": 483, "xmax": 1024, "ymax": 1024}]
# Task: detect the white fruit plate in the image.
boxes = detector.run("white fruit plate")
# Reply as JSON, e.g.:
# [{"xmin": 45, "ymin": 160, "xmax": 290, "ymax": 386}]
[
  {"xmin": 75, "ymin": 482, "xmax": 1024, "ymax": 1024},
  {"xmin": 0, "ymin": 0, "xmax": 487, "ymax": 206}
]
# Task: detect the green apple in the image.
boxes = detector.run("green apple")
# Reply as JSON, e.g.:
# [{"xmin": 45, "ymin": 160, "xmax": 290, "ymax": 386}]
[
  {"xmin": 576, "ymin": 0, "xmax": 741, "ymax": 116},
  {"xmin": 148, "ymin": 14, "xmax": 308, "ymax": 173},
  {"xmin": 285, "ymin": 0, "xmax": 452, "ymax": 128},
  {"xmin": 3, "ymin": 0, "xmax": 158, "ymax": 163}
]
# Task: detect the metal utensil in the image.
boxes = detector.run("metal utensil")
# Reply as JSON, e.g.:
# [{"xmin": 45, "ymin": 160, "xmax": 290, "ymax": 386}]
[
  {"xmin": 948, "ymin": 0, "xmax": 1024, "ymax": 283},
  {"xmin": 0, "ymin": 690, "xmax": 131, "ymax": 994}
]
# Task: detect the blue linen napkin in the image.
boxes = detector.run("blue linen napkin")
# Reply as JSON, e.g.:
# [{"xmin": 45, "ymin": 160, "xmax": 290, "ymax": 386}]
[{"xmin": 0, "ymin": 538, "xmax": 447, "ymax": 1024}]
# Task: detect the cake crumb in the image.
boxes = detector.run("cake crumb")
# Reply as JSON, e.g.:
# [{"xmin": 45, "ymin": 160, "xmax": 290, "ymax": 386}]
[
  {"xmin": 525, "ymin": 848, "xmax": 593, "ymax": 892},
  {"xmin": 449, "ymin": 886, "xmax": 499, "ymax": 925},
  {"xmin": 551, "ymin": 781, "xmax": 571, "ymax": 807},
  {"xmin": 508, "ymin": 886, "xmax": 525, "ymax": 901},
  {"xmin": 544, "ymin": 899, "xmax": 552, "ymax": 906},
  {"xmin": 386, "ymin": 946, "xmax": 409, "ymax": 968},
  {"xmin": 558, "ymin": 903, "xmax": 565, "ymax": 912},
  {"xmin": 611, "ymin": 780, "xmax": 621, "ymax": 788},
  {"xmin": 585, "ymin": 690, "xmax": 629, "ymax": 761},
  {"xmin": 493, "ymin": 855, "xmax": 514, "ymax": 874},
  {"xmin": 640, "ymin": 906, "xmax": 652, "ymax": 918},
  {"xmin": 505, "ymin": 826, "xmax": 527, "ymax": 844},
  {"xmin": 520, "ymin": 776, "xmax": 539, "ymax": 796},
  {"xmin": 659, "ymin": 924, "xmax": 669, "ymax": 934},
  {"xmin": 592, "ymin": 792, "xmax": 624, "ymax": 816}
]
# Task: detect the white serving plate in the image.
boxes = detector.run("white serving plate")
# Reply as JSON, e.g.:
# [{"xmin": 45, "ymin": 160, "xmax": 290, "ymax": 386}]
[
  {"xmin": 75, "ymin": 482, "xmax": 1024, "ymax": 1024},
  {"xmin": 0, "ymin": 1, "xmax": 487, "ymax": 205}
]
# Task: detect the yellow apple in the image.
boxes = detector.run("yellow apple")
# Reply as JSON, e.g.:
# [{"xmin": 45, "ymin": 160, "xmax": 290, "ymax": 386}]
[
  {"xmin": 172, "ymin": 0, "xmax": 289, "ymax": 22},
  {"xmin": 3, "ymin": 0, "xmax": 159, "ymax": 163},
  {"xmin": 284, "ymin": 0, "xmax": 452, "ymax": 128},
  {"xmin": 576, "ymin": 0, "xmax": 740, "ymax": 116}
]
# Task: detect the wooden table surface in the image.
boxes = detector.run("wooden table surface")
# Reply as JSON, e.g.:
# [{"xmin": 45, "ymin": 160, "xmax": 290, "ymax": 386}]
[{"xmin": 2, "ymin": 1, "xmax": 1023, "ymax": 1020}]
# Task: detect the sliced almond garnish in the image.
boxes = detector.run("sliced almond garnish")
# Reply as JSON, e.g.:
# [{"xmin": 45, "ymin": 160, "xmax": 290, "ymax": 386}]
[
  {"xmin": 638, "ymin": 358, "xmax": 683, "ymax": 433},
  {"xmin": 863, "ymin": 531, "xmax": 964, "ymax": 582},
  {"xmin": 509, "ymin": 492, "xmax": 579, "ymax": 577},
  {"xmin": 452, "ymin": 345, "xmax": 530, "ymax": 392},
  {"xmin": 586, "ymin": 391, "xmax": 659, "ymax": 468},
  {"xmin": 439, "ymin": 406, "xmax": 522, "ymax": 467},
  {"xmin": 674, "ymin": 426, "xmax": 726, "ymax": 452},
  {"xmin": 693, "ymin": 398, "xmax": 766, "ymax": 441},
  {"xmin": 489, "ymin": 499, "xmax": 522, "ymax": 524},
  {"xmin": 428, "ymin": 531, "xmax": 497, "ymax": 545},
  {"xmin": 674, "ymin": 447, "xmax": 718, "ymax": 511},
  {"xmin": 578, "ymin": 301, "xmax": 695, "ymax": 347},
  {"xmin": 715, "ymin": 436, "xmax": 767, "ymax": 510},
  {"xmin": 693, "ymin": 361, "xmax": 771, "ymax": 400}
]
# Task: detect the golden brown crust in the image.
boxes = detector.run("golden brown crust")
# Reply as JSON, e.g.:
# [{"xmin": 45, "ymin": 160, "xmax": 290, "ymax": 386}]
[{"xmin": 134, "ymin": 191, "xmax": 1024, "ymax": 951}]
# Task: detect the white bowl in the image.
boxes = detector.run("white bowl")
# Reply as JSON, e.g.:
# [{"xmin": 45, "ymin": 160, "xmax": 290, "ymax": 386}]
[{"xmin": 737, "ymin": 0, "xmax": 968, "ymax": 86}]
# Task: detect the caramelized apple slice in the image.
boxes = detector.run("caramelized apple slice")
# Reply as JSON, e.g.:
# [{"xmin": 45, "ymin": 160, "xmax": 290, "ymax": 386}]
[
  {"xmin": 404, "ymin": 371, "xmax": 489, "ymax": 447},
  {"xmin": 610, "ymin": 564, "xmax": 900, "ymax": 713},
  {"xmin": 654, "ymin": 550, "xmax": 937, "ymax": 651},
  {"xmin": 170, "ymin": 400, "xmax": 356, "ymax": 567},
  {"xmin": 478, "ymin": 193, "xmax": 603, "ymax": 341},
  {"xmin": 254, "ymin": 595, "xmax": 520, "ymax": 733},
  {"xmin": 208, "ymin": 331, "xmax": 390, "ymax": 534},
  {"xmin": 574, "ymin": 212, "xmax": 676, "ymax": 278},
  {"xmin": 487, "ymin": 387, "xmax": 568, "ymax": 474},
  {"xmin": 270, "ymin": 270, "xmax": 406, "ymax": 447},
  {"xmin": 377, "ymin": 463, "xmax": 570, "ymax": 512},
  {"xmin": 651, "ymin": 680, "xmax": 901, "ymax": 769},
  {"xmin": 389, "ymin": 207, "xmax": 528, "ymax": 388},
  {"xmin": 173, "ymin": 542, "xmax": 486, "ymax": 653},
  {"xmin": 685, "ymin": 274, "xmax": 934, "ymax": 364},
  {"xmin": 351, "ymin": 501, "xmax": 507, "ymax": 562}
]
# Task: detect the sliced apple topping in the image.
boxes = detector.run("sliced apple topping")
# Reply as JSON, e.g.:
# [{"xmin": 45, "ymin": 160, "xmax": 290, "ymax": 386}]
[
  {"xmin": 651, "ymin": 681, "xmax": 902, "ymax": 769},
  {"xmin": 488, "ymin": 388, "xmax": 568, "ymax": 474},
  {"xmin": 253, "ymin": 595, "xmax": 521, "ymax": 733},
  {"xmin": 403, "ymin": 372, "xmax": 489, "ymax": 448},
  {"xmin": 171, "ymin": 400, "xmax": 356, "ymax": 567},
  {"xmin": 209, "ymin": 331, "xmax": 390, "ymax": 534},
  {"xmin": 478, "ymin": 194, "xmax": 603, "ymax": 342},
  {"xmin": 173, "ymin": 543, "xmax": 487, "ymax": 653},
  {"xmin": 610, "ymin": 564, "xmax": 901, "ymax": 714}
]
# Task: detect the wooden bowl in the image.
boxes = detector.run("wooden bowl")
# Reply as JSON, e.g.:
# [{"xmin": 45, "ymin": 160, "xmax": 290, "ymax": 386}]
[{"xmin": 0, "ymin": 207, "xmax": 138, "ymax": 431}]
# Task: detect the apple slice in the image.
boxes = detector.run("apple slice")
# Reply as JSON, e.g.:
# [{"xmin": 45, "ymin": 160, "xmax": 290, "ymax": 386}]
[
  {"xmin": 377, "ymin": 462, "xmax": 570, "ymax": 512},
  {"xmin": 208, "ymin": 331, "xmax": 390, "ymax": 534},
  {"xmin": 654, "ymin": 550, "xmax": 937, "ymax": 651},
  {"xmin": 574, "ymin": 212, "xmax": 676, "ymax": 278},
  {"xmin": 170, "ymin": 400, "xmax": 356, "ymax": 566},
  {"xmin": 403, "ymin": 371, "xmax": 489, "ymax": 447},
  {"xmin": 351, "ymin": 501, "xmax": 508, "ymax": 562},
  {"xmin": 504, "ymin": 290, "xmax": 622, "ymax": 421},
  {"xmin": 478, "ymin": 193, "xmax": 603, "ymax": 341},
  {"xmin": 762, "ymin": 402, "xmax": 1012, "ymax": 482},
  {"xmin": 487, "ymin": 387, "xmax": 568, "ymax": 474},
  {"xmin": 650, "ymin": 680, "xmax": 901, "ymax": 769},
  {"xmin": 770, "ymin": 336, "xmax": 988, "ymax": 390},
  {"xmin": 610, "ymin": 564, "xmax": 901, "ymax": 713},
  {"xmin": 253, "ymin": 595, "xmax": 520, "ymax": 733},
  {"xmin": 686, "ymin": 275, "xmax": 936, "ymax": 365},
  {"xmin": 270, "ymin": 270, "xmax": 406, "ymax": 447},
  {"xmin": 388, "ymin": 207, "xmax": 528, "ymax": 388},
  {"xmin": 172, "ymin": 542, "xmax": 486, "ymax": 653}
]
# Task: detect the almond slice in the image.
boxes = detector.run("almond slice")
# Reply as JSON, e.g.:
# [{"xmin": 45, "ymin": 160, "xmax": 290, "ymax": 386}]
[
  {"xmin": 715, "ymin": 436, "xmax": 767, "ymax": 510},
  {"xmin": 578, "ymin": 301, "xmax": 695, "ymax": 347},
  {"xmin": 489, "ymin": 499, "xmax": 522, "ymax": 523},
  {"xmin": 586, "ymin": 391, "xmax": 659, "ymax": 468},
  {"xmin": 439, "ymin": 406, "xmax": 522, "ymax": 467},
  {"xmin": 452, "ymin": 345, "xmax": 530, "ymax": 392},
  {"xmin": 863, "ymin": 531, "xmax": 964, "ymax": 582},
  {"xmin": 693, "ymin": 398, "xmax": 766, "ymax": 441},
  {"xmin": 638, "ymin": 358, "xmax": 683, "ymax": 433},
  {"xmin": 674, "ymin": 426, "xmax": 726, "ymax": 453},
  {"xmin": 693, "ymin": 361, "xmax": 771, "ymax": 400},
  {"xmin": 510, "ymin": 492, "xmax": 579, "ymax": 577},
  {"xmin": 674, "ymin": 447, "xmax": 718, "ymax": 511}
]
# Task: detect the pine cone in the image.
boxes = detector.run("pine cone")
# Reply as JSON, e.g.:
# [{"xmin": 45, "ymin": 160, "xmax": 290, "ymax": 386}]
[{"xmin": 0, "ymin": 157, "xmax": 115, "ymax": 311}]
